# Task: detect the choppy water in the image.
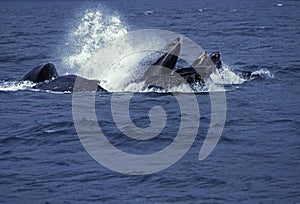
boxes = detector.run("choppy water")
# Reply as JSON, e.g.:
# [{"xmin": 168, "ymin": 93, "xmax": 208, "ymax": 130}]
[{"xmin": 0, "ymin": 0, "xmax": 299, "ymax": 203}]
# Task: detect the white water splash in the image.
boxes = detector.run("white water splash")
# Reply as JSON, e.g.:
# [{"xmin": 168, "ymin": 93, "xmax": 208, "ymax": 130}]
[
  {"xmin": 63, "ymin": 9, "xmax": 169, "ymax": 92},
  {"xmin": 250, "ymin": 69, "xmax": 274, "ymax": 79},
  {"xmin": 74, "ymin": 28, "xmax": 179, "ymax": 92},
  {"xmin": 0, "ymin": 81, "xmax": 35, "ymax": 92},
  {"xmin": 64, "ymin": 9, "xmax": 128, "ymax": 70},
  {"xmin": 211, "ymin": 64, "xmax": 246, "ymax": 85}
]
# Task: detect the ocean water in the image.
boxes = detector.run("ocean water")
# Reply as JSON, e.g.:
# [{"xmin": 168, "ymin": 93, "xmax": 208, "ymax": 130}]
[{"xmin": 0, "ymin": 0, "xmax": 300, "ymax": 203}]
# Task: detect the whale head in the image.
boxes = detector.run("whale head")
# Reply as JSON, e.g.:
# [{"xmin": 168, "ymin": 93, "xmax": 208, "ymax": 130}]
[{"xmin": 22, "ymin": 62, "xmax": 58, "ymax": 83}]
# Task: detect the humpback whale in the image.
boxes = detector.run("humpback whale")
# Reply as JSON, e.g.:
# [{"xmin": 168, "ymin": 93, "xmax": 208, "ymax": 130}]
[
  {"xmin": 21, "ymin": 63, "xmax": 107, "ymax": 92},
  {"xmin": 142, "ymin": 38, "xmax": 223, "ymax": 90},
  {"xmin": 21, "ymin": 38, "xmax": 226, "ymax": 92}
]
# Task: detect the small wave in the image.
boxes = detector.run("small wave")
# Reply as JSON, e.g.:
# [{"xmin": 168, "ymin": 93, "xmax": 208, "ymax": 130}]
[
  {"xmin": 144, "ymin": 10, "xmax": 154, "ymax": 15},
  {"xmin": 44, "ymin": 90, "xmax": 72, "ymax": 94},
  {"xmin": 249, "ymin": 69, "xmax": 274, "ymax": 79},
  {"xmin": 197, "ymin": 8, "xmax": 210, "ymax": 12},
  {"xmin": 0, "ymin": 135, "xmax": 34, "ymax": 145},
  {"xmin": 43, "ymin": 121, "xmax": 74, "ymax": 134}
]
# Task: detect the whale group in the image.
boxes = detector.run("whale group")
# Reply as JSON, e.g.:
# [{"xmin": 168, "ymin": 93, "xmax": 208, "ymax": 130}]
[{"xmin": 21, "ymin": 38, "xmax": 224, "ymax": 92}]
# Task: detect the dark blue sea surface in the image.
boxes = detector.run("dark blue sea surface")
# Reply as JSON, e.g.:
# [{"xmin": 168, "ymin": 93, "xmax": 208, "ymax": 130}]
[{"xmin": 0, "ymin": 0, "xmax": 300, "ymax": 203}]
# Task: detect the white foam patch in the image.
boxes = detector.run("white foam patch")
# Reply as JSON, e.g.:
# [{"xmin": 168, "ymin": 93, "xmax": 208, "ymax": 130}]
[
  {"xmin": 211, "ymin": 64, "xmax": 246, "ymax": 85},
  {"xmin": 251, "ymin": 69, "xmax": 274, "ymax": 79},
  {"xmin": 0, "ymin": 81, "xmax": 35, "ymax": 92}
]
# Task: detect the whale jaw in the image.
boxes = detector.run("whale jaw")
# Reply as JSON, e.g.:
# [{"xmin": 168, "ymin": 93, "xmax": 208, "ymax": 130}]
[{"xmin": 22, "ymin": 63, "xmax": 58, "ymax": 83}]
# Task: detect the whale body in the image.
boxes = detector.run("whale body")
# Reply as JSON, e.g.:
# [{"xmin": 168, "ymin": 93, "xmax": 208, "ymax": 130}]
[{"xmin": 21, "ymin": 62, "xmax": 107, "ymax": 92}]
